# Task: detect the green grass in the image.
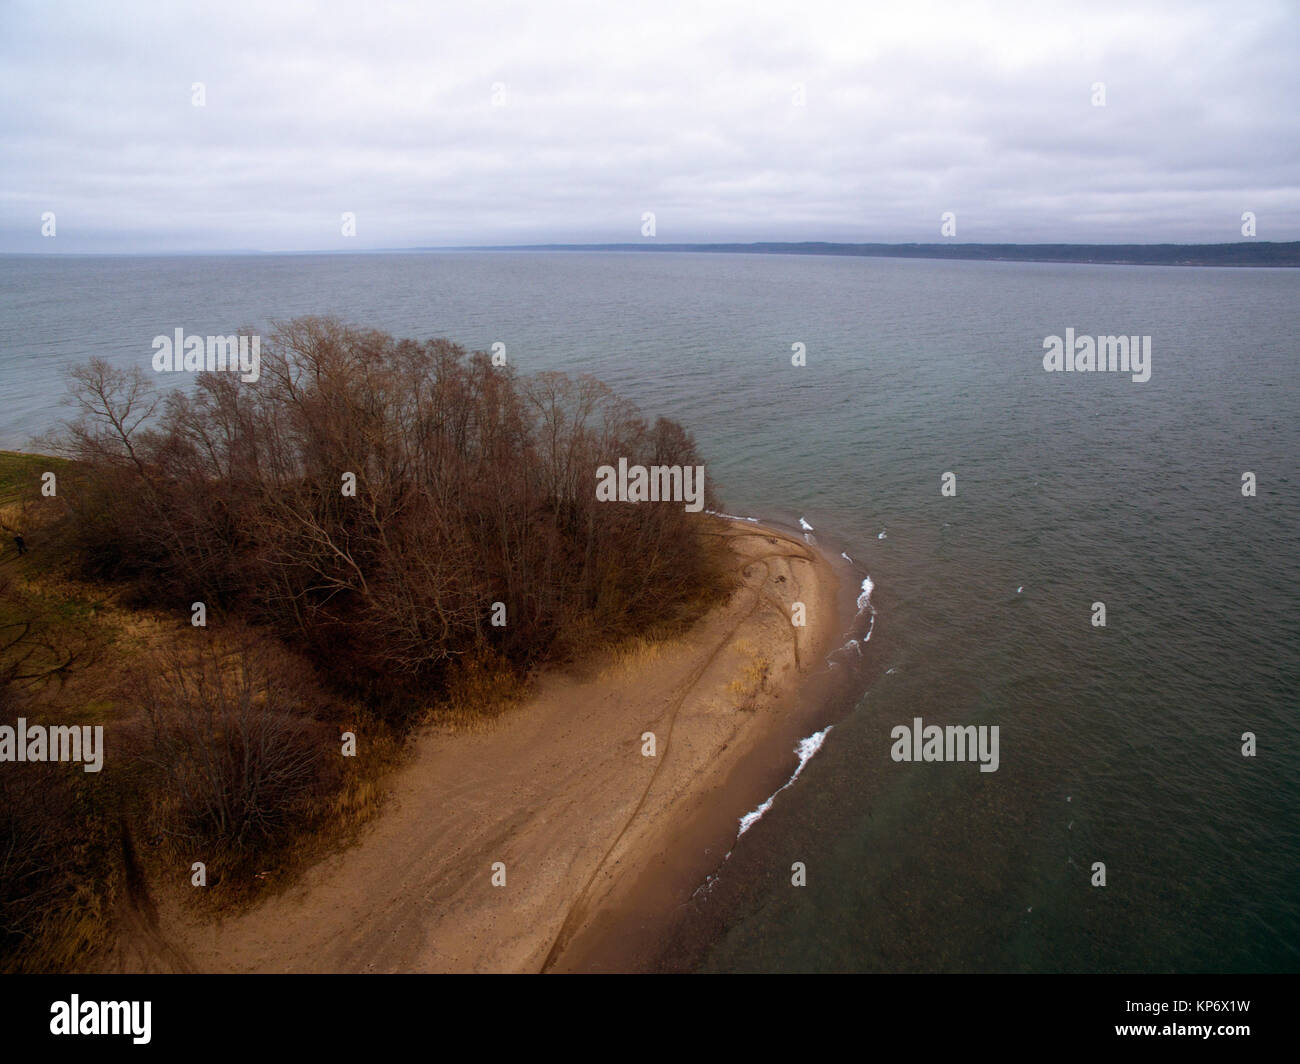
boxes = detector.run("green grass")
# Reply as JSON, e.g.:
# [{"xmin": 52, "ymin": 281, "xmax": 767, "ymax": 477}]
[{"xmin": 0, "ymin": 450, "xmax": 66, "ymax": 507}]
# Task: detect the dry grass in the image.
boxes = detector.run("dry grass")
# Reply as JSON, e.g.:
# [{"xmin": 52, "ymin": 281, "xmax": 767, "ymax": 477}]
[
  {"xmin": 727, "ymin": 642, "xmax": 772, "ymax": 712},
  {"xmin": 595, "ymin": 631, "xmax": 674, "ymax": 679},
  {"xmin": 421, "ymin": 648, "xmax": 529, "ymax": 733}
]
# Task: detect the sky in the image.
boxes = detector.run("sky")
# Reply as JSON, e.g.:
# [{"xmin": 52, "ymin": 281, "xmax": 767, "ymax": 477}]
[{"xmin": 2, "ymin": 0, "xmax": 1298, "ymax": 252}]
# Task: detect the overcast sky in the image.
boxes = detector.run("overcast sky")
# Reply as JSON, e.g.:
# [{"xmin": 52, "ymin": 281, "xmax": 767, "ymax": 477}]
[{"xmin": 2, "ymin": 0, "xmax": 1297, "ymax": 252}]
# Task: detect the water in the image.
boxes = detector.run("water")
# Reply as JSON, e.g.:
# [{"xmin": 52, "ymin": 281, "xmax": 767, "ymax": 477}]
[{"xmin": 2, "ymin": 250, "xmax": 1297, "ymax": 972}]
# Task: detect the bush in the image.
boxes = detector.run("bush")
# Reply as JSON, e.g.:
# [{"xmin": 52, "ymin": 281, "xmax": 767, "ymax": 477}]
[
  {"xmin": 133, "ymin": 636, "xmax": 338, "ymax": 863},
  {"xmin": 0, "ymin": 687, "xmax": 113, "ymax": 972}
]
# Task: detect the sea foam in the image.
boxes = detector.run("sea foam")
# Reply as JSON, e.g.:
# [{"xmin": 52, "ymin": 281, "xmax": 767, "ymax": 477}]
[{"xmin": 737, "ymin": 726, "xmax": 833, "ymax": 838}]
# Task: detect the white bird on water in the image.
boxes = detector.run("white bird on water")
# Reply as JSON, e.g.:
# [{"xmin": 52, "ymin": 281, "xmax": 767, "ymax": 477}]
[{"xmin": 798, "ymin": 516, "xmax": 814, "ymax": 532}]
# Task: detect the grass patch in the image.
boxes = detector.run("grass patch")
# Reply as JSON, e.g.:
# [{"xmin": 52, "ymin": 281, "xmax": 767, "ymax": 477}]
[
  {"xmin": 0, "ymin": 450, "xmax": 68, "ymax": 508},
  {"xmin": 727, "ymin": 641, "xmax": 772, "ymax": 712}
]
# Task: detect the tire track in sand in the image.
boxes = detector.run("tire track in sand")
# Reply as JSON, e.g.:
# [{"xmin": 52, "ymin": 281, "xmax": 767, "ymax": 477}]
[{"xmin": 540, "ymin": 526, "xmax": 814, "ymax": 971}]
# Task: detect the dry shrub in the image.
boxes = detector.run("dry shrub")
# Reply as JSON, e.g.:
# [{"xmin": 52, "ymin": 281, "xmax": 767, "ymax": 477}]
[
  {"xmin": 132, "ymin": 635, "xmax": 340, "ymax": 880},
  {"xmin": 0, "ymin": 577, "xmax": 116, "ymax": 972},
  {"xmin": 0, "ymin": 695, "xmax": 116, "ymax": 973},
  {"xmin": 0, "ymin": 752, "xmax": 93, "ymax": 972}
]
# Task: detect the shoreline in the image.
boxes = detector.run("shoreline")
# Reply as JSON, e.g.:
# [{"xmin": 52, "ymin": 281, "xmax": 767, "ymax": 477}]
[
  {"xmin": 543, "ymin": 517, "xmax": 856, "ymax": 972},
  {"xmin": 550, "ymin": 518, "xmax": 869, "ymax": 972},
  {"xmin": 134, "ymin": 516, "xmax": 854, "ymax": 973}
]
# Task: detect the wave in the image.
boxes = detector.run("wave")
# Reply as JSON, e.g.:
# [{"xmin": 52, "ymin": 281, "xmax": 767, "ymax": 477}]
[
  {"xmin": 692, "ymin": 726, "xmax": 837, "ymax": 900},
  {"xmin": 854, "ymin": 576, "xmax": 877, "ymax": 643},
  {"xmin": 736, "ymin": 726, "xmax": 833, "ymax": 839},
  {"xmin": 704, "ymin": 509, "xmax": 759, "ymax": 522},
  {"xmin": 828, "ymin": 568, "xmax": 879, "ymax": 666}
]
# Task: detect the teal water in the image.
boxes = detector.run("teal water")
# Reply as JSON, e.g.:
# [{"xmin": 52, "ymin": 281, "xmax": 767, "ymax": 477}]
[{"xmin": 2, "ymin": 251, "xmax": 1297, "ymax": 971}]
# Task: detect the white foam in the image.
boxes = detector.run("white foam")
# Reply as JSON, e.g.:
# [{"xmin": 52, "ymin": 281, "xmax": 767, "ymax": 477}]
[
  {"xmin": 737, "ymin": 726, "xmax": 833, "ymax": 838},
  {"xmin": 833, "ymin": 575, "xmax": 876, "ymax": 655},
  {"xmin": 705, "ymin": 509, "xmax": 759, "ymax": 523}
]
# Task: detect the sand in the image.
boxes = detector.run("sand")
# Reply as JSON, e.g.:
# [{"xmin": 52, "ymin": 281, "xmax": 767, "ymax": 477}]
[{"xmin": 132, "ymin": 517, "xmax": 842, "ymax": 973}]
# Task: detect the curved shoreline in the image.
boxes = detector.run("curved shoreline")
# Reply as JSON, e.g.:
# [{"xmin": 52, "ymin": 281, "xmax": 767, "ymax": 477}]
[
  {"xmin": 549, "ymin": 518, "xmax": 866, "ymax": 972},
  {"xmin": 137, "ymin": 516, "xmax": 851, "ymax": 973}
]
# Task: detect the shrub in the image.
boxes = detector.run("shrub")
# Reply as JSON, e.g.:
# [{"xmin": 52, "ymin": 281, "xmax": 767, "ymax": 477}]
[{"xmin": 133, "ymin": 636, "xmax": 337, "ymax": 863}]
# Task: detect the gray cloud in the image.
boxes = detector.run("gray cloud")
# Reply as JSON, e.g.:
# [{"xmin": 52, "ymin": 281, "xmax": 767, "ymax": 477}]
[{"xmin": 1, "ymin": 0, "xmax": 1297, "ymax": 251}]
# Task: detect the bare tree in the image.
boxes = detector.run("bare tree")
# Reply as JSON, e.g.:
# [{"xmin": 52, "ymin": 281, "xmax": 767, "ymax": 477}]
[{"xmin": 49, "ymin": 318, "xmax": 729, "ymax": 703}]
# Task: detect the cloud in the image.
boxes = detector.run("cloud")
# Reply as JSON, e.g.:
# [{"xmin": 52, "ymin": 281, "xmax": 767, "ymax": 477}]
[{"xmin": 1, "ymin": 0, "xmax": 1297, "ymax": 250}]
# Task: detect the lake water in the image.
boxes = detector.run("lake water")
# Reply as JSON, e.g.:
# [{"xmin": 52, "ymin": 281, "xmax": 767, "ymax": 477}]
[{"xmin": 2, "ymin": 250, "xmax": 1297, "ymax": 972}]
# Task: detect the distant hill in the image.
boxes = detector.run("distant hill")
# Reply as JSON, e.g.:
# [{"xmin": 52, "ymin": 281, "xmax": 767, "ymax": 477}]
[{"xmin": 419, "ymin": 241, "xmax": 1300, "ymax": 267}]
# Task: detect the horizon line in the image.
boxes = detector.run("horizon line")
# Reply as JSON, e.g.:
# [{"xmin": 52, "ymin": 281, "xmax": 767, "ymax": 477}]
[{"xmin": 5, "ymin": 238, "xmax": 1300, "ymax": 267}]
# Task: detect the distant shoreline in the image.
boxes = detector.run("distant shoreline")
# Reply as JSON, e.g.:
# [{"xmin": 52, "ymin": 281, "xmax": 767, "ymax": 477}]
[
  {"xmin": 7, "ymin": 240, "xmax": 1299, "ymax": 267},
  {"xmin": 438, "ymin": 240, "xmax": 1300, "ymax": 268}
]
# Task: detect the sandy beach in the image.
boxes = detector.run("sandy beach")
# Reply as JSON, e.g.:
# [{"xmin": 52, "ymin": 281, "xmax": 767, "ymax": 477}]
[{"xmin": 120, "ymin": 516, "xmax": 844, "ymax": 973}]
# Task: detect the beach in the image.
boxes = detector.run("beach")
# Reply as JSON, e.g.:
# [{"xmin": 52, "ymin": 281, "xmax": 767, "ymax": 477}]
[{"xmin": 121, "ymin": 516, "xmax": 845, "ymax": 973}]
